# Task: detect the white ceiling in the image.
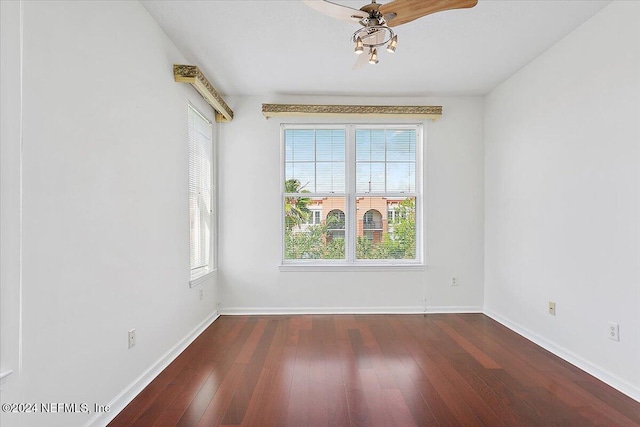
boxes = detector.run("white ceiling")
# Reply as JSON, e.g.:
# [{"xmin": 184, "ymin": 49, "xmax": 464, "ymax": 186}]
[{"xmin": 142, "ymin": 0, "xmax": 610, "ymax": 97}]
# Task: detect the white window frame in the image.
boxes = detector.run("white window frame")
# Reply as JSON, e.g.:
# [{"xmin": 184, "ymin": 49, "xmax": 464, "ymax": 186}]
[
  {"xmin": 280, "ymin": 123, "xmax": 424, "ymax": 270},
  {"xmin": 188, "ymin": 103, "xmax": 216, "ymax": 286},
  {"xmin": 305, "ymin": 209, "xmax": 321, "ymax": 225}
]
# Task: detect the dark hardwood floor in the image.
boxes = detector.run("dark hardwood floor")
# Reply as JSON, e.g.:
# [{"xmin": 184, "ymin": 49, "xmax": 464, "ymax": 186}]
[{"xmin": 108, "ymin": 314, "xmax": 640, "ymax": 426}]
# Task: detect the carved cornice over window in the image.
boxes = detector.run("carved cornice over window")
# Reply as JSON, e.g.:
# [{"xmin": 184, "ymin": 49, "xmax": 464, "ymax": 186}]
[
  {"xmin": 262, "ymin": 104, "xmax": 442, "ymax": 121},
  {"xmin": 174, "ymin": 65, "xmax": 233, "ymax": 123}
]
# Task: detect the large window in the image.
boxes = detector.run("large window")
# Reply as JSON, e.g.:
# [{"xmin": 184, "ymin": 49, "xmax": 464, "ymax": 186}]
[
  {"xmin": 188, "ymin": 104, "xmax": 215, "ymax": 283},
  {"xmin": 282, "ymin": 125, "xmax": 421, "ymax": 266}
]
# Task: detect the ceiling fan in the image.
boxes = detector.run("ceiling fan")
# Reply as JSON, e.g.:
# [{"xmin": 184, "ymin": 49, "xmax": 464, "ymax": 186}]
[{"xmin": 303, "ymin": 0, "xmax": 478, "ymax": 68}]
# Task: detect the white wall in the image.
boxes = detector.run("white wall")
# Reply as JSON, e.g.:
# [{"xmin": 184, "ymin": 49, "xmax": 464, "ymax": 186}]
[
  {"xmin": 219, "ymin": 95, "xmax": 484, "ymax": 313},
  {"xmin": 0, "ymin": 2, "xmax": 220, "ymax": 426},
  {"xmin": 1, "ymin": 0, "xmax": 23, "ymax": 396},
  {"xmin": 484, "ymin": 1, "xmax": 640, "ymax": 400}
]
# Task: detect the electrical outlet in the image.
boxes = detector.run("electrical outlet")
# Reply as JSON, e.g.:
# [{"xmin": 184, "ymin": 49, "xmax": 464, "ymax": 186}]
[
  {"xmin": 451, "ymin": 277, "xmax": 458, "ymax": 286},
  {"xmin": 128, "ymin": 329, "xmax": 136, "ymax": 349},
  {"xmin": 548, "ymin": 301, "xmax": 556, "ymax": 316},
  {"xmin": 608, "ymin": 322, "xmax": 619, "ymax": 341},
  {"xmin": 199, "ymin": 289, "xmax": 204, "ymax": 300}
]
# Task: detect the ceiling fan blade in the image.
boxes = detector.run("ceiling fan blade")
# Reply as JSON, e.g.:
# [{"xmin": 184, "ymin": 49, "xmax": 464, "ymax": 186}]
[
  {"xmin": 380, "ymin": 0, "xmax": 478, "ymax": 27},
  {"xmin": 353, "ymin": 50, "xmax": 369, "ymax": 71},
  {"xmin": 303, "ymin": 0, "xmax": 369, "ymax": 23}
]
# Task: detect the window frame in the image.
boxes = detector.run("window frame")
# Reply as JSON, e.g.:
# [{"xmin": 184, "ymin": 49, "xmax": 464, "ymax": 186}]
[
  {"xmin": 280, "ymin": 123, "xmax": 424, "ymax": 270},
  {"xmin": 188, "ymin": 103, "xmax": 217, "ymax": 286}
]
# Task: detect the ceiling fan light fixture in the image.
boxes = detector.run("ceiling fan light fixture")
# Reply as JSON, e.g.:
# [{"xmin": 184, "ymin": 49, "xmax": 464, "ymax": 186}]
[
  {"xmin": 386, "ymin": 34, "xmax": 397, "ymax": 53},
  {"xmin": 303, "ymin": 0, "xmax": 479, "ymax": 68},
  {"xmin": 354, "ymin": 37, "xmax": 364, "ymax": 55},
  {"xmin": 368, "ymin": 48, "xmax": 378, "ymax": 64}
]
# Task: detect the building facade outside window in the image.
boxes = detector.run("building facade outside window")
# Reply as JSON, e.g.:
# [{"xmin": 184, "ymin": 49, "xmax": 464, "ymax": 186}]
[{"xmin": 282, "ymin": 124, "xmax": 422, "ymax": 266}]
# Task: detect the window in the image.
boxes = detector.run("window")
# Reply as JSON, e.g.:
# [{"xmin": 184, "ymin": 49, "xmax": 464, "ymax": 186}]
[
  {"xmin": 305, "ymin": 210, "xmax": 321, "ymax": 225},
  {"xmin": 326, "ymin": 209, "xmax": 346, "ymax": 242},
  {"xmin": 188, "ymin": 104, "xmax": 215, "ymax": 283},
  {"xmin": 282, "ymin": 124, "xmax": 422, "ymax": 266}
]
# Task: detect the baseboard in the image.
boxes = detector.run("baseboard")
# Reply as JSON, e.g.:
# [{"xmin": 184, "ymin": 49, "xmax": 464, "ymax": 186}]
[
  {"xmin": 426, "ymin": 305, "xmax": 483, "ymax": 313},
  {"xmin": 222, "ymin": 306, "xmax": 483, "ymax": 315},
  {"xmin": 222, "ymin": 306, "xmax": 425, "ymax": 315},
  {"xmin": 84, "ymin": 312, "xmax": 220, "ymax": 427},
  {"xmin": 483, "ymin": 308, "xmax": 640, "ymax": 403}
]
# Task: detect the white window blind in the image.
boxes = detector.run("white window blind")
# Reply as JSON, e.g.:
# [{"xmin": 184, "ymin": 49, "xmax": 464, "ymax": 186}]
[
  {"xmin": 188, "ymin": 104, "xmax": 213, "ymax": 277},
  {"xmin": 356, "ymin": 128, "xmax": 416, "ymax": 193}
]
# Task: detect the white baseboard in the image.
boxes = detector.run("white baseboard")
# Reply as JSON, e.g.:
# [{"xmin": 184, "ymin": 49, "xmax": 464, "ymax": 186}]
[
  {"xmin": 222, "ymin": 306, "xmax": 483, "ymax": 315},
  {"xmin": 483, "ymin": 308, "xmax": 640, "ymax": 403},
  {"xmin": 426, "ymin": 305, "xmax": 484, "ymax": 313},
  {"xmin": 222, "ymin": 306, "xmax": 424, "ymax": 315},
  {"xmin": 84, "ymin": 312, "xmax": 220, "ymax": 427}
]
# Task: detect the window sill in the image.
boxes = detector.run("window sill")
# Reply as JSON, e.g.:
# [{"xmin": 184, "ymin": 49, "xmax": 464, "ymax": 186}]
[
  {"xmin": 189, "ymin": 269, "xmax": 216, "ymax": 287},
  {"xmin": 278, "ymin": 263, "xmax": 425, "ymax": 272}
]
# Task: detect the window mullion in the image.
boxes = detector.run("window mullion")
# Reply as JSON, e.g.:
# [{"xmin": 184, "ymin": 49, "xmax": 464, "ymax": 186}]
[
  {"xmin": 313, "ymin": 129, "xmax": 317, "ymax": 193},
  {"xmin": 384, "ymin": 126, "xmax": 388, "ymax": 193},
  {"xmin": 347, "ymin": 125, "xmax": 357, "ymax": 263}
]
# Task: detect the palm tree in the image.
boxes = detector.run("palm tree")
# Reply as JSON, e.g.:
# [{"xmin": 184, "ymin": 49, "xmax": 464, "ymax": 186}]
[{"xmin": 284, "ymin": 179, "xmax": 311, "ymax": 230}]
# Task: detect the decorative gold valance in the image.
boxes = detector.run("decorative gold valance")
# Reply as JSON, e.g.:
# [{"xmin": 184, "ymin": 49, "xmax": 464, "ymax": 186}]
[
  {"xmin": 174, "ymin": 65, "xmax": 233, "ymax": 122},
  {"xmin": 262, "ymin": 104, "xmax": 442, "ymax": 121}
]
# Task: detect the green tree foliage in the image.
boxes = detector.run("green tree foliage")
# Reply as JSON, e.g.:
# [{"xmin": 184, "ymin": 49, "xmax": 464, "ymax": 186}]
[
  {"xmin": 387, "ymin": 198, "xmax": 417, "ymax": 258},
  {"xmin": 284, "ymin": 179, "xmax": 311, "ymax": 230},
  {"xmin": 284, "ymin": 224, "xmax": 345, "ymax": 259}
]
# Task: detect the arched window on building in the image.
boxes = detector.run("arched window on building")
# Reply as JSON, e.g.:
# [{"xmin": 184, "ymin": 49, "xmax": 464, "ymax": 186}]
[
  {"xmin": 326, "ymin": 209, "xmax": 345, "ymax": 241},
  {"xmin": 363, "ymin": 209, "xmax": 383, "ymax": 243},
  {"xmin": 363, "ymin": 209, "xmax": 382, "ymax": 230}
]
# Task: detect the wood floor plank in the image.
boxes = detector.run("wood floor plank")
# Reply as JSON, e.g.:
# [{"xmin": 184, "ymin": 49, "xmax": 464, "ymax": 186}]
[
  {"xmin": 358, "ymin": 367, "xmax": 394, "ymax": 426},
  {"xmin": 172, "ymin": 318, "xmax": 259, "ymax": 426},
  {"xmin": 334, "ymin": 314, "xmax": 358, "ymax": 341},
  {"xmin": 447, "ymin": 353, "xmax": 527, "ymax": 426},
  {"xmin": 308, "ymin": 317, "xmax": 331, "ymax": 426},
  {"xmin": 368, "ymin": 317, "xmax": 442, "ymax": 426},
  {"xmin": 345, "ymin": 387, "xmax": 372, "ymax": 427},
  {"xmin": 235, "ymin": 318, "xmax": 268, "ymax": 364},
  {"xmin": 324, "ymin": 317, "xmax": 351, "ymax": 427},
  {"xmin": 576, "ymin": 379, "xmax": 640, "ymax": 423},
  {"xmin": 451, "ymin": 352, "xmax": 542, "ymax": 426},
  {"xmin": 194, "ymin": 363, "xmax": 245, "ymax": 427},
  {"xmin": 175, "ymin": 366, "xmax": 226, "ymax": 426},
  {"xmin": 241, "ymin": 318, "xmax": 298, "ymax": 427},
  {"xmin": 454, "ymin": 314, "xmax": 633, "ymax": 426},
  {"xmin": 220, "ymin": 319, "xmax": 278, "ymax": 425},
  {"xmin": 452, "ymin": 316, "xmax": 601, "ymax": 426},
  {"xmin": 383, "ymin": 388, "xmax": 419, "ymax": 427},
  {"xmin": 108, "ymin": 314, "xmax": 640, "ymax": 427},
  {"xmin": 388, "ymin": 317, "xmax": 482, "ymax": 425},
  {"xmin": 285, "ymin": 329, "xmax": 312, "ymax": 427},
  {"xmin": 348, "ymin": 329, "xmax": 373, "ymax": 369},
  {"xmin": 435, "ymin": 319, "xmax": 501, "ymax": 369},
  {"xmin": 144, "ymin": 318, "xmax": 250, "ymax": 424},
  {"xmin": 401, "ymin": 316, "xmax": 507, "ymax": 426},
  {"xmin": 130, "ymin": 383, "xmax": 184, "ymax": 427}
]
